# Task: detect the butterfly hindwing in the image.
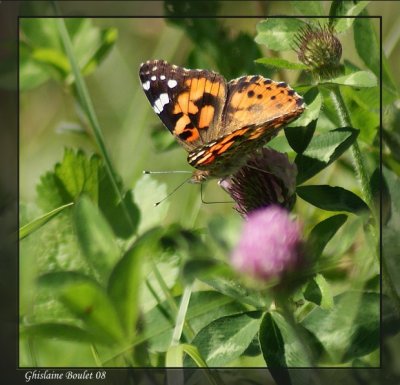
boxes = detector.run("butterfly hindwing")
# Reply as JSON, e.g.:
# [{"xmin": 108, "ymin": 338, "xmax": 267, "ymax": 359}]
[{"xmin": 223, "ymin": 75, "xmax": 305, "ymax": 133}]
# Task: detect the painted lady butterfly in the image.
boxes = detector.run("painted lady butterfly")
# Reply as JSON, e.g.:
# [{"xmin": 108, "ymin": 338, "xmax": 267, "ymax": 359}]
[{"xmin": 139, "ymin": 60, "xmax": 305, "ymax": 183}]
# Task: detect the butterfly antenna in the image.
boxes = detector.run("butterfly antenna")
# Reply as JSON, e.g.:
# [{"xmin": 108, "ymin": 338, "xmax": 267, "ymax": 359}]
[
  {"xmin": 154, "ymin": 176, "xmax": 192, "ymax": 207},
  {"xmin": 143, "ymin": 170, "xmax": 192, "ymax": 175}
]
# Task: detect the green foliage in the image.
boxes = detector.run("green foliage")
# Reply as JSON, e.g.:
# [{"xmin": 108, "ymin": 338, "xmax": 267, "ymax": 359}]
[
  {"xmin": 303, "ymin": 274, "xmax": 334, "ymax": 310},
  {"xmin": 323, "ymin": 71, "xmax": 377, "ymax": 88},
  {"xmin": 184, "ymin": 311, "xmax": 262, "ymax": 367},
  {"xmin": 20, "ymin": 18, "xmax": 117, "ymax": 90},
  {"xmin": 74, "ymin": 197, "xmax": 120, "ymax": 283},
  {"xmin": 256, "ymin": 57, "xmax": 308, "ymax": 71},
  {"xmin": 255, "ymin": 18, "xmax": 306, "ymax": 51},
  {"xmin": 295, "ymin": 127, "xmax": 359, "ymax": 184},
  {"xmin": 259, "ymin": 311, "xmax": 313, "ymax": 367},
  {"xmin": 297, "ymin": 185, "xmax": 369, "ymax": 213},
  {"xmin": 165, "ymin": 1, "xmax": 268, "ymax": 79},
  {"xmin": 307, "ymin": 214, "xmax": 348, "ymax": 262},
  {"xmin": 37, "ymin": 149, "xmax": 139, "ymax": 239},
  {"xmin": 302, "ymin": 292, "xmax": 379, "ymax": 363},
  {"xmin": 288, "ymin": 87, "xmax": 323, "ymax": 128}
]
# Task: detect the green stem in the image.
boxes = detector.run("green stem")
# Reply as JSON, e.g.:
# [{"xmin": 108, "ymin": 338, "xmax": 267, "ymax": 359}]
[
  {"xmin": 90, "ymin": 344, "xmax": 103, "ymax": 367},
  {"xmin": 55, "ymin": 18, "xmax": 135, "ymax": 232},
  {"xmin": 329, "ymin": 85, "xmax": 380, "ymax": 267},
  {"xmin": 328, "ymin": 85, "xmax": 374, "ymax": 213}
]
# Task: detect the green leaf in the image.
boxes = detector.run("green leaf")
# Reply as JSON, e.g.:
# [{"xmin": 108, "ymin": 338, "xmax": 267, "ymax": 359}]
[
  {"xmin": 301, "ymin": 292, "xmax": 379, "ymax": 363},
  {"xmin": 382, "ymin": 167, "xmax": 400, "ymax": 296},
  {"xmin": 297, "ymin": 185, "xmax": 369, "ymax": 214},
  {"xmin": 291, "ymin": 1, "xmax": 324, "ymax": 16},
  {"xmin": 36, "ymin": 148, "xmax": 139, "ymax": 239},
  {"xmin": 60, "ymin": 280, "xmax": 124, "ymax": 346},
  {"xmin": 144, "ymin": 291, "xmax": 246, "ymax": 353},
  {"xmin": 185, "ymin": 311, "xmax": 262, "ymax": 367},
  {"xmin": 38, "ymin": 271, "xmax": 96, "ymax": 290},
  {"xmin": 371, "ymin": 168, "xmax": 390, "ymax": 224},
  {"xmin": 287, "ymin": 87, "xmax": 322, "ymax": 128},
  {"xmin": 201, "ymin": 275, "xmax": 272, "ymax": 309},
  {"xmin": 74, "ymin": 196, "xmax": 120, "ymax": 283},
  {"xmin": 295, "ymin": 127, "xmax": 359, "ymax": 184},
  {"xmin": 259, "ymin": 313, "xmax": 292, "ymax": 384},
  {"xmin": 207, "ymin": 214, "xmax": 242, "ymax": 253},
  {"xmin": 329, "ymin": 1, "xmax": 370, "ymax": 33},
  {"xmin": 21, "ymin": 323, "xmax": 105, "ymax": 345},
  {"xmin": 31, "ymin": 47, "xmax": 70, "ymax": 75},
  {"xmin": 285, "ymin": 119, "xmax": 317, "ymax": 154},
  {"xmin": 107, "ymin": 227, "xmax": 164, "ymax": 339},
  {"xmin": 341, "ymin": 85, "xmax": 379, "ymax": 145},
  {"xmin": 69, "ymin": 20, "xmax": 118, "ymax": 77},
  {"xmin": 259, "ymin": 312, "xmax": 287, "ymax": 367},
  {"xmin": 37, "ymin": 149, "xmax": 101, "ymax": 212},
  {"xmin": 255, "ymin": 18, "xmax": 306, "ymax": 51},
  {"xmin": 322, "ymin": 71, "xmax": 377, "ymax": 88},
  {"xmin": 255, "ymin": 57, "xmax": 308, "ymax": 71},
  {"xmin": 19, "ymin": 18, "xmax": 117, "ymax": 90},
  {"xmin": 353, "ymin": 17, "xmax": 398, "ymax": 103},
  {"xmin": 304, "ymin": 274, "xmax": 334, "ymax": 310},
  {"xmin": 19, "ymin": 42, "xmax": 53, "ymax": 90},
  {"xmin": 98, "ymin": 169, "xmax": 140, "ymax": 238},
  {"xmin": 307, "ymin": 214, "xmax": 348, "ymax": 260},
  {"xmin": 19, "ymin": 202, "xmax": 74, "ymax": 240},
  {"xmin": 259, "ymin": 311, "xmax": 312, "ymax": 367},
  {"xmin": 133, "ymin": 175, "xmax": 169, "ymax": 233}
]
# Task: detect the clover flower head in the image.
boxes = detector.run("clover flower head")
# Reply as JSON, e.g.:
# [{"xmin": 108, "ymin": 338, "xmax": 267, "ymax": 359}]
[
  {"xmin": 219, "ymin": 148, "xmax": 297, "ymax": 216},
  {"xmin": 294, "ymin": 23, "xmax": 342, "ymax": 79},
  {"xmin": 231, "ymin": 205, "xmax": 303, "ymax": 282}
]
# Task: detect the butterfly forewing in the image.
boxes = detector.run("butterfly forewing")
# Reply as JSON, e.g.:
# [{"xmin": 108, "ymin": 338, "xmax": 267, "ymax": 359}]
[{"xmin": 139, "ymin": 60, "xmax": 227, "ymax": 152}]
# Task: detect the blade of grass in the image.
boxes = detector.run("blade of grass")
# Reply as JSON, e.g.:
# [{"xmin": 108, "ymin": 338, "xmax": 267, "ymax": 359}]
[
  {"xmin": 151, "ymin": 261, "xmax": 195, "ymax": 341},
  {"xmin": 19, "ymin": 202, "xmax": 74, "ymax": 240},
  {"xmin": 171, "ymin": 284, "xmax": 193, "ymax": 346},
  {"xmin": 55, "ymin": 17, "xmax": 135, "ymax": 232}
]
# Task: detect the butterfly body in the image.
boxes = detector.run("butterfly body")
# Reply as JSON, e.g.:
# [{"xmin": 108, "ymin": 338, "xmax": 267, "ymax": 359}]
[{"xmin": 139, "ymin": 60, "xmax": 305, "ymax": 183}]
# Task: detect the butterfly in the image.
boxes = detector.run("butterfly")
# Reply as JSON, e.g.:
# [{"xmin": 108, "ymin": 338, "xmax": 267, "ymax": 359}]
[{"xmin": 139, "ymin": 60, "xmax": 305, "ymax": 183}]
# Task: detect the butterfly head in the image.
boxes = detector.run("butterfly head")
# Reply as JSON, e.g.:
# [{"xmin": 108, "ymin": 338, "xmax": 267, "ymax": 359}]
[{"xmin": 190, "ymin": 170, "xmax": 210, "ymax": 184}]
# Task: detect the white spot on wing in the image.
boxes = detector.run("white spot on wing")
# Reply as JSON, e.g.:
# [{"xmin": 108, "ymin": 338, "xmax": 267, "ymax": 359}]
[
  {"xmin": 153, "ymin": 93, "xmax": 169, "ymax": 113},
  {"xmin": 160, "ymin": 75, "xmax": 166, "ymax": 80},
  {"xmin": 151, "ymin": 75, "xmax": 157, "ymax": 81},
  {"xmin": 152, "ymin": 66, "xmax": 158, "ymax": 71},
  {"xmin": 168, "ymin": 79, "xmax": 178, "ymax": 88},
  {"xmin": 142, "ymin": 80, "xmax": 150, "ymax": 90}
]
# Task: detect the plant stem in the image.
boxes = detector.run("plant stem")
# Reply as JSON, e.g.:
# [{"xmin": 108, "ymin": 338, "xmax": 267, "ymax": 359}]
[
  {"xmin": 55, "ymin": 18, "xmax": 135, "ymax": 232},
  {"xmin": 329, "ymin": 86, "xmax": 380, "ymax": 268},
  {"xmin": 328, "ymin": 85, "xmax": 375, "ymax": 213}
]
